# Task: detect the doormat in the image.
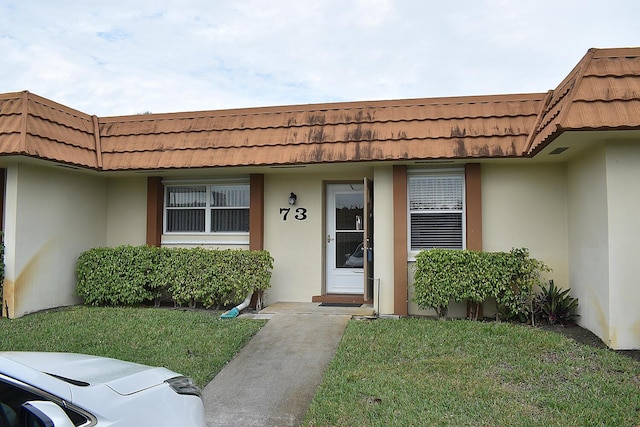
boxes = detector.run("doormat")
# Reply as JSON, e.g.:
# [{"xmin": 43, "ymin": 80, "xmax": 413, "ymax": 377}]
[{"xmin": 319, "ymin": 302, "xmax": 362, "ymax": 307}]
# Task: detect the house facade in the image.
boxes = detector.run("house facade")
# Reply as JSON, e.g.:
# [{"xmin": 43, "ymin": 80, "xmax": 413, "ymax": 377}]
[{"xmin": 1, "ymin": 47, "xmax": 639, "ymax": 349}]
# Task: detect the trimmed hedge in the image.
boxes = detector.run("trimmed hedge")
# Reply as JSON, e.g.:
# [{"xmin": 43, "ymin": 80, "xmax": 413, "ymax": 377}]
[
  {"xmin": 413, "ymin": 248, "xmax": 549, "ymax": 320},
  {"xmin": 76, "ymin": 245, "xmax": 273, "ymax": 309},
  {"xmin": 0, "ymin": 232, "xmax": 3, "ymax": 310},
  {"xmin": 0, "ymin": 232, "xmax": 4, "ymax": 282}
]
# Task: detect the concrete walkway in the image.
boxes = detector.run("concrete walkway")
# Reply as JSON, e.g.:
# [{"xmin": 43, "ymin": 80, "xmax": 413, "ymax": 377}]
[{"xmin": 202, "ymin": 302, "xmax": 375, "ymax": 427}]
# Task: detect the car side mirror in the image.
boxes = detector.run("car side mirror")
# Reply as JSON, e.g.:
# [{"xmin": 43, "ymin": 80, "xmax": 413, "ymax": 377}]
[{"xmin": 20, "ymin": 402, "xmax": 75, "ymax": 427}]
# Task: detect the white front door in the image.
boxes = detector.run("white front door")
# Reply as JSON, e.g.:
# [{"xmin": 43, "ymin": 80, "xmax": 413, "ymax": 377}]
[{"xmin": 326, "ymin": 183, "xmax": 364, "ymax": 294}]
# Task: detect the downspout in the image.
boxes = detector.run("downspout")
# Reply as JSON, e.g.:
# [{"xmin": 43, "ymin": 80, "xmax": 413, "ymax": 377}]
[{"xmin": 220, "ymin": 292, "xmax": 253, "ymax": 319}]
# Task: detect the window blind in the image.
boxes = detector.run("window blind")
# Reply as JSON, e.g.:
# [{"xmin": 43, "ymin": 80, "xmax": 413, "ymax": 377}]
[
  {"xmin": 409, "ymin": 172, "xmax": 464, "ymax": 251},
  {"xmin": 410, "ymin": 213, "xmax": 463, "ymax": 250},
  {"xmin": 165, "ymin": 183, "xmax": 249, "ymax": 233}
]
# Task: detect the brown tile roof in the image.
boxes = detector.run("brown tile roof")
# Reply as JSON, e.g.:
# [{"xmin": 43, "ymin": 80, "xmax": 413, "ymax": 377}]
[
  {"xmin": 1, "ymin": 47, "xmax": 639, "ymax": 171},
  {"xmin": 0, "ymin": 91, "xmax": 99, "ymax": 168},
  {"xmin": 98, "ymin": 93, "xmax": 544, "ymax": 170},
  {"xmin": 527, "ymin": 47, "xmax": 640, "ymax": 155}
]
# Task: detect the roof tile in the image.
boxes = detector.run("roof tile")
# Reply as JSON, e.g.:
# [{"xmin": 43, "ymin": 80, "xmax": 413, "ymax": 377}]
[
  {"xmin": 528, "ymin": 48, "xmax": 640, "ymax": 155},
  {"xmin": 98, "ymin": 94, "xmax": 542, "ymax": 169},
  {"xmin": 2, "ymin": 48, "xmax": 640, "ymax": 169}
]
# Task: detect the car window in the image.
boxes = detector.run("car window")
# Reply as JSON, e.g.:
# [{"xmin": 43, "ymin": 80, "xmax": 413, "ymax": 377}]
[
  {"xmin": 0, "ymin": 379, "xmax": 41, "ymax": 427},
  {"xmin": 0, "ymin": 378, "xmax": 90, "ymax": 427}
]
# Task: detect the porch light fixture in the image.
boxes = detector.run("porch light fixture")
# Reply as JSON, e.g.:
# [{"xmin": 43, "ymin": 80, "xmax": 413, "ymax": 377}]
[{"xmin": 289, "ymin": 192, "xmax": 297, "ymax": 205}]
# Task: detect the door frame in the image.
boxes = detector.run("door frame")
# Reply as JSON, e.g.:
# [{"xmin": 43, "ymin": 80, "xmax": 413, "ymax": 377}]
[
  {"xmin": 320, "ymin": 179, "xmax": 373, "ymax": 300},
  {"xmin": 363, "ymin": 177, "xmax": 373, "ymax": 302},
  {"xmin": 325, "ymin": 182, "xmax": 364, "ymax": 294}
]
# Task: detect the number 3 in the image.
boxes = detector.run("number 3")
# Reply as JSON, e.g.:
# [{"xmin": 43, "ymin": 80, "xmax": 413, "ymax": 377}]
[{"xmin": 294, "ymin": 208, "xmax": 307, "ymax": 220}]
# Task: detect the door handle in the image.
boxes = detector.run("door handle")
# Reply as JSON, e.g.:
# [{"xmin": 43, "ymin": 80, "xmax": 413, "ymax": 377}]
[{"xmin": 327, "ymin": 234, "xmax": 334, "ymax": 243}]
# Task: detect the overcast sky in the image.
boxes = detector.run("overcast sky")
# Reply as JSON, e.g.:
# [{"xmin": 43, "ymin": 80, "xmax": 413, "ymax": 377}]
[{"xmin": 1, "ymin": 0, "xmax": 638, "ymax": 116}]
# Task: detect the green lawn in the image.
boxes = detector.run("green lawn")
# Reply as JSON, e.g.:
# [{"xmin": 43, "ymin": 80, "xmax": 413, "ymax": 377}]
[
  {"xmin": 304, "ymin": 318, "xmax": 640, "ymax": 427},
  {"xmin": 2, "ymin": 308, "xmax": 639, "ymax": 426},
  {"xmin": 0, "ymin": 306, "xmax": 265, "ymax": 387}
]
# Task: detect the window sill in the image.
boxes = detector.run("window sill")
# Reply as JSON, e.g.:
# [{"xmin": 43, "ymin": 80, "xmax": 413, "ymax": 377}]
[{"xmin": 162, "ymin": 233, "xmax": 249, "ymax": 247}]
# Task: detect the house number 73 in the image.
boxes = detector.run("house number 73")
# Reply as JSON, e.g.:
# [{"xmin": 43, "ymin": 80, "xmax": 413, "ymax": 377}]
[{"xmin": 280, "ymin": 207, "xmax": 308, "ymax": 221}]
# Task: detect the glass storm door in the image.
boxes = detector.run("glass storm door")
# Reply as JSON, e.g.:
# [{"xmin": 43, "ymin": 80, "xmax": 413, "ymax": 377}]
[
  {"xmin": 363, "ymin": 177, "xmax": 373, "ymax": 302},
  {"xmin": 326, "ymin": 183, "xmax": 365, "ymax": 294}
]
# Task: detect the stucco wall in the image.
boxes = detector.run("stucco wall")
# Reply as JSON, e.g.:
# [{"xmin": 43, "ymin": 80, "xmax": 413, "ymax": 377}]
[
  {"xmin": 106, "ymin": 177, "xmax": 147, "ymax": 247},
  {"xmin": 481, "ymin": 163, "xmax": 568, "ymax": 287},
  {"xmin": 372, "ymin": 166, "xmax": 395, "ymax": 315},
  {"xmin": 567, "ymin": 146, "xmax": 610, "ymax": 345},
  {"xmin": 3, "ymin": 163, "xmax": 107, "ymax": 318},
  {"xmin": 408, "ymin": 163, "xmax": 568, "ymax": 318},
  {"xmin": 603, "ymin": 142, "xmax": 640, "ymax": 349},
  {"xmin": 262, "ymin": 167, "xmax": 373, "ymax": 305},
  {"xmin": 263, "ymin": 173, "xmax": 324, "ymax": 304}
]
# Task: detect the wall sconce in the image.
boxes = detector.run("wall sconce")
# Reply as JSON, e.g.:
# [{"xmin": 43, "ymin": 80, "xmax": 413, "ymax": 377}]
[{"xmin": 288, "ymin": 192, "xmax": 297, "ymax": 205}]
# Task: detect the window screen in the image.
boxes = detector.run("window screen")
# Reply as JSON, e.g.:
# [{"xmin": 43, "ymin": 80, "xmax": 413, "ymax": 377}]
[
  {"xmin": 165, "ymin": 183, "xmax": 249, "ymax": 233},
  {"xmin": 409, "ymin": 173, "xmax": 464, "ymax": 250}
]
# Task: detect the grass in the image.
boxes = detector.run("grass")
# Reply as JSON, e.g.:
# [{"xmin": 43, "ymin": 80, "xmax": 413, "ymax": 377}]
[
  {"xmin": 303, "ymin": 318, "xmax": 640, "ymax": 427},
  {"xmin": 2, "ymin": 308, "xmax": 639, "ymax": 425},
  {"xmin": 0, "ymin": 306, "xmax": 265, "ymax": 387}
]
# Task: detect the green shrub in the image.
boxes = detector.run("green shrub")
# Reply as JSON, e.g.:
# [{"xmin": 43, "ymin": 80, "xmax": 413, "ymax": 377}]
[
  {"xmin": 0, "ymin": 232, "xmax": 4, "ymax": 304},
  {"xmin": 146, "ymin": 247, "xmax": 173, "ymax": 306},
  {"xmin": 413, "ymin": 249, "xmax": 458, "ymax": 318},
  {"xmin": 0, "ymin": 232, "xmax": 3, "ymax": 317},
  {"xmin": 76, "ymin": 245, "xmax": 273, "ymax": 309},
  {"xmin": 495, "ymin": 248, "xmax": 550, "ymax": 323},
  {"xmin": 0, "ymin": 232, "xmax": 4, "ymax": 282},
  {"xmin": 76, "ymin": 246, "xmax": 158, "ymax": 306},
  {"xmin": 533, "ymin": 280, "xmax": 579, "ymax": 325},
  {"xmin": 413, "ymin": 248, "xmax": 549, "ymax": 321},
  {"xmin": 163, "ymin": 247, "xmax": 214, "ymax": 308},
  {"xmin": 414, "ymin": 249, "xmax": 499, "ymax": 319}
]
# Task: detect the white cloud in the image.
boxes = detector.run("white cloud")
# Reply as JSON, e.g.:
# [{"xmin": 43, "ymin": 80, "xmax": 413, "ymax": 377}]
[{"xmin": 1, "ymin": 0, "xmax": 639, "ymax": 115}]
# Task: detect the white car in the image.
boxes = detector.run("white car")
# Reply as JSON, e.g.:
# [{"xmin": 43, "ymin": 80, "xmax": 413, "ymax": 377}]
[{"xmin": 0, "ymin": 352, "xmax": 205, "ymax": 427}]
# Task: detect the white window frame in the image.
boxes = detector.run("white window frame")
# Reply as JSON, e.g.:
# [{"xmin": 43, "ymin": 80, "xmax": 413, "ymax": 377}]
[
  {"xmin": 407, "ymin": 169, "xmax": 466, "ymax": 260},
  {"xmin": 163, "ymin": 178, "xmax": 250, "ymax": 236}
]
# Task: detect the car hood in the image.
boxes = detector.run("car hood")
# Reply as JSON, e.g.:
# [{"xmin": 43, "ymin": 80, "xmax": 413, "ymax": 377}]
[{"xmin": 0, "ymin": 352, "xmax": 177, "ymax": 395}]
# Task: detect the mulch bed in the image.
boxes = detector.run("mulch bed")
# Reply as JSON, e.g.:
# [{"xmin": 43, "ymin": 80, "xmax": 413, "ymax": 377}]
[{"xmin": 540, "ymin": 323, "xmax": 640, "ymax": 363}]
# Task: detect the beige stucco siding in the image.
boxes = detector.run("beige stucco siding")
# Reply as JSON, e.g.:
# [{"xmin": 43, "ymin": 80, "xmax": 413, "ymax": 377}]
[
  {"xmin": 262, "ymin": 167, "xmax": 374, "ymax": 306},
  {"xmin": 372, "ymin": 166, "xmax": 395, "ymax": 315},
  {"xmin": 408, "ymin": 163, "xmax": 568, "ymax": 317},
  {"xmin": 3, "ymin": 163, "xmax": 107, "ymax": 318},
  {"xmin": 481, "ymin": 163, "xmax": 568, "ymax": 287},
  {"xmin": 603, "ymin": 142, "xmax": 640, "ymax": 349},
  {"xmin": 263, "ymin": 172, "xmax": 324, "ymax": 304},
  {"xmin": 264, "ymin": 174, "xmax": 324, "ymax": 304},
  {"xmin": 106, "ymin": 177, "xmax": 147, "ymax": 247},
  {"xmin": 566, "ymin": 140, "xmax": 640, "ymax": 350},
  {"xmin": 567, "ymin": 146, "xmax": 610, "ymax": 345}
]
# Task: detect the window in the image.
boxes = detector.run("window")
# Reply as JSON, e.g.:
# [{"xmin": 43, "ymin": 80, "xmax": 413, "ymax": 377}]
[
  {"xmin": 165, "ymin": 183, "xmax": 249, "ymax": 233},
  {"xmin": 0, "ymin": 377, "xmax": 90, "ymax": 426},
  {"xmin": 409, "ymin": 171, "xmax": 464, "ymax": 251}
]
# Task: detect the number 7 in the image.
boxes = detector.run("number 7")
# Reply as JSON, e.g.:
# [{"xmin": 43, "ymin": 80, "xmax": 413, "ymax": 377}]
[{"xmin": 280, "ymin": 207, "xmax": 291, "ymax": 220}]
